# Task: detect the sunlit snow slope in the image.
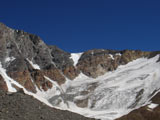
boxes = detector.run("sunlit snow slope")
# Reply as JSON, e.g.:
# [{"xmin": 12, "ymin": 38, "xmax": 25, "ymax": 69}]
[{"xmin": 48, "ymin": 55, "xmax": 160, "ymax": 120}]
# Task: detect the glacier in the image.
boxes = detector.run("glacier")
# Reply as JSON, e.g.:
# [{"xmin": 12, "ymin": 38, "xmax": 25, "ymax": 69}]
[
  {"xmin": 0, "ymin": 54, "xmax": 160, "ymax": 120},
  {"xmin": 49, "ymin": 55, "xmax": 160, "ymax": 120}
]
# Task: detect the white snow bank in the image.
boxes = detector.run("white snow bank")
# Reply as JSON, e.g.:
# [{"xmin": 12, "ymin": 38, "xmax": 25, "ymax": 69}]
[
  {"xmin": 148, "ymin": 103, "xmax": 158, "ymax": 109},
  {"xmin": 27, "ymin": 59, "xmax": 40, "ymax": 70}
]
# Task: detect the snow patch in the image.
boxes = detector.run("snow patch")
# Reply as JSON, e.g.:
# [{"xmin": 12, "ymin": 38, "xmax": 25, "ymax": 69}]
[
  {"xmin": 115, "ymin": 53, "xmax": 121, "ymax": 56},
  {"xmin": 148, "ymin": 103, "xmax": 158, "ymax": 109},
  {"xmin": 109, "ymin": 54, "xmax": 114, "ymax": 60},
  {"xmin": 27, "ymin": 59, "xmax": 40, "ymax": 70},
  {"xmin": 5, "ymin": 57, "xmax": 15, "ymax": 63},
  {"xmin": 70, "ymin": 53, "xmax": 83, "ymax": 66}
]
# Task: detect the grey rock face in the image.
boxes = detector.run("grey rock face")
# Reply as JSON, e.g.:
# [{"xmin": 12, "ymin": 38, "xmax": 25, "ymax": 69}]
[
  {"xmin": 0, "ymin": 23, "xmax": 65, "ymax": 92},
  {"xmin": 0, "ymin": 23, "xmax": 77, "ymax": 72},
  {"xmin": 49, "ymin": 45, "xmax": 73, "ymax": 70}
]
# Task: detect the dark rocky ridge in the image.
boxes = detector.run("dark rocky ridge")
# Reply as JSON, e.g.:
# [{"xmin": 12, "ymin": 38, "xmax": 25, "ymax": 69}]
[{"xmin": 0, "ymin": 89, "xmax": 96, "ymax": 120}]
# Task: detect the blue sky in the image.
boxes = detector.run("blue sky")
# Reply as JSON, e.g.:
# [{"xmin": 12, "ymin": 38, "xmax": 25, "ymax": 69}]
[{"xmin": 0, "ymin": 0, "xmax": 160, "ymax": 52}]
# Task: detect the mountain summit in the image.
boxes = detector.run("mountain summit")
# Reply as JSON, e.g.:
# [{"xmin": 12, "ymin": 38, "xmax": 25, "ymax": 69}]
[{"xmin": 0, "ymin": 23, "xmax": 160, "ymax": 120}]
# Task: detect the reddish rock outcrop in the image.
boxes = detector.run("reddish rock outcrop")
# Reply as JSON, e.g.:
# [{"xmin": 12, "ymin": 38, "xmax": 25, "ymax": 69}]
[
  {"xmin": 77, "ymin": 49, "xmax": 151, "ymax": 78},
  {"xmin": 7, "ymin": 69, "xmax": 56, "ymax": 92},
  {"xmin": 43, "ymin": 68, "xmax": 66, "ymax": 85},
  {"xmin": 63, "ymin": 66, "xmax": 80, "ymax": 80},
  {"xmin": 31, "ymin": 70, "xmax": 52, "ymax": 91},
  {"xmin": 7, "ymin": 71, "xmax": 36, "ymax": 93},
  {"xmin": 119, "ymin": 50, "xmax": 150, "ymax": 65}
]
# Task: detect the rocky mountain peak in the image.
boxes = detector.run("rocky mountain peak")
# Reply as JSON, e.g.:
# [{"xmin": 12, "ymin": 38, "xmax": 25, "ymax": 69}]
[{"xmin": 0, "ymin": 23, "xmax": 157, "ymax": 92}]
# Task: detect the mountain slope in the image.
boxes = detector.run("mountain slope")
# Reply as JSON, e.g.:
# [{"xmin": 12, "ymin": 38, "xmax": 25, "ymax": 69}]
[{"xmin": 0, "ymin": 22, "xmax": 160, "ymax": 120}]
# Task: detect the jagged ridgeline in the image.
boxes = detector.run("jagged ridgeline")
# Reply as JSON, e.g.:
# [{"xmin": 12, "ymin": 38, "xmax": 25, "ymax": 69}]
[
  {"xmin": 0, "ymin": 22, "xmax": 155, "ymax": 92},
  {"xmin": 1, "ymin": 22, "xmax": 160, "ymax": 120}
]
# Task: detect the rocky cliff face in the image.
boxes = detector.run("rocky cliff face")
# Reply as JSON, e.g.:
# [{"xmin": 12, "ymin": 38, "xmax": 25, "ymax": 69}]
[{"xmin": 1, "ymin": 23, "xmax": 160, "ymax": 120}]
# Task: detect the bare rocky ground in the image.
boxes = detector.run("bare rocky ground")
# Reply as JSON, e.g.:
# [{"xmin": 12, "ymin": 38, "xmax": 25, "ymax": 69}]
[{"xmin": 0, "ymin": 90, "xmax": 96, "ymax": 120}]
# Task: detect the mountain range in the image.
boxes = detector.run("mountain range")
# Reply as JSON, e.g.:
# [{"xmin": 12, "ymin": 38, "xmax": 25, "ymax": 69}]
[{"xmin": 0, "ymin": 22, "xmax": 160, "ymax": 120}]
